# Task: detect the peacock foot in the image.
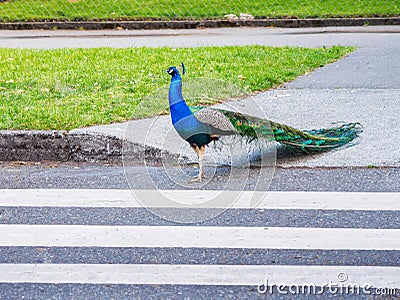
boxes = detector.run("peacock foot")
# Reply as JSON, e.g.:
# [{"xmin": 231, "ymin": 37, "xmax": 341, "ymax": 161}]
[
  {"xmin": 189, "ymin": 176, "xmax": 202, "ymax": 183},
  {"xmin": 189, "ymin": 171, "xmax": 206, "ymax": 183}
]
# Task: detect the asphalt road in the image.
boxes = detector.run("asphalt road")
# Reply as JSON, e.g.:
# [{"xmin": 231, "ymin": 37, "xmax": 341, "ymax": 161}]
[
  {"xmin": 0, "ymin": 162, "xmax": 398, "ymax": 192},
  {"xmin": 1, "ymin": 25, "xmax": 399, "ymax": 50},
  {"xmin": 0, "ymin": 163, "xmax": 399, "ymax": 299}
]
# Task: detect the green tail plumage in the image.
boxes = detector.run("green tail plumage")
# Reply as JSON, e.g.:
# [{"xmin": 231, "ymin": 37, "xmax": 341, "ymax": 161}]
[
  {"xmin": 269, "ymin": 119, "xmax": 362, "ymax": 153},
  {"xmin": 190, "ymin": 106, "xmax": 362, "ymax": 154}
]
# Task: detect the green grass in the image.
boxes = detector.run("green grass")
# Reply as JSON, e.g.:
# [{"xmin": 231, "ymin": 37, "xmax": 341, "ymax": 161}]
[
  {"xmin": 0, "ymin": 0, "xmax": 398, "ymax": 21},
  {"xmin": 0, "ymin": 45, "xmax": 355, "ymax": 130}
]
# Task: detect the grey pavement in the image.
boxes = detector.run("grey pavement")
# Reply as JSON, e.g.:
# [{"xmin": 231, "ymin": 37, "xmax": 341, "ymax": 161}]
[
  {"xmin": 1, "ymin": 162, "xmax": 399, "ymax": 191},
  {"xmin": 0, "ymin": 284, "xmax": 397, "ymax": 300},
  {"xmin": 1, "ymin": 26, "xmax": 399, "ymax": 49}
]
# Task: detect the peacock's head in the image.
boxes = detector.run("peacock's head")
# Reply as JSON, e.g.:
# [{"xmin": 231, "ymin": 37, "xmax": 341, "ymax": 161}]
[
  {"xmin": 166, "ymin": 63, "xmax": 185, "ymax": 81},
  {"xmin": 166, "ymin": 66, "xmax": 179, "ymax": 76}
]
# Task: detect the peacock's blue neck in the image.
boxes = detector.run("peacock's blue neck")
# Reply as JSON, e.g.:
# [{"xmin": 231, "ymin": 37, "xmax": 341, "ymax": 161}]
[
  {"xmin": 168, "ymin": 68, "xmax": 213, "ymax": 143},
  {"xmin": 168, "ymin": 78, "xmax": 193, "ymax": 125}
]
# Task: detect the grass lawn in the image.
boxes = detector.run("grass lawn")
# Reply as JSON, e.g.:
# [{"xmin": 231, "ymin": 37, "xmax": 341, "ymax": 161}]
[
  {"xmin": 0, "ymin": 0, "xmax": 398, "ymax": 21},
  {"xmin": 0, "ymin": 45, "xmax": 355, "ymax": 130}
]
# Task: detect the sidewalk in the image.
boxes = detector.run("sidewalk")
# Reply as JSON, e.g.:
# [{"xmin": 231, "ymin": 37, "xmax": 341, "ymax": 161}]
[{"xmin": 1, "ymin": 26, "xmax": 399, "ymax": 167}]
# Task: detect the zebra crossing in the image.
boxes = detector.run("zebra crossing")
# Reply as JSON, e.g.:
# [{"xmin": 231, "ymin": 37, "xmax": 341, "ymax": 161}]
[{"xmin": 0, "ymin": 189, "xmax": 398, "ymax": 298}]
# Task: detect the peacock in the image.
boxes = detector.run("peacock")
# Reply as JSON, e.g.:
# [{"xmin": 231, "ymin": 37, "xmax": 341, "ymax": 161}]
[{"xmin": 167, "ymin": 64, "xmax": 362, "ymax": 182}]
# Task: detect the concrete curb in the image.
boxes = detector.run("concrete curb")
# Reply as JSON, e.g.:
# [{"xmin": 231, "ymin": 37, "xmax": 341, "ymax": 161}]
[
  {"xmin": 0, "ymin": 130, "xmax": 185, "ymax": 163},
  {"xmin": 0, "ymin": 130, "xmax": 69, "ymax": 162},
  {"xmin": 0, "ymin": 130, "xmax": 127, "ymax": 163},
  {"xmin": 0, "ymin": 17, "xmax": 399, "ymax": 30}
]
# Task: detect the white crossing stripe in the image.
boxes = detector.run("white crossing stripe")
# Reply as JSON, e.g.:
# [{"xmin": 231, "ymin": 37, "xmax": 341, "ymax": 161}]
[
  {"xmin": 0, "ymin": 224, "xmax": 398, "ymax": 250},
  {"xmin": 0, "ymin": 189, "xmax": 399, "ymax": 210},
  {"xmin": 0, "ymin": 189, "xmax": 398, "ymax": 290},
  {"xmin": 0, "ymin": 264, "xmax": 398, "ymax": 287}
]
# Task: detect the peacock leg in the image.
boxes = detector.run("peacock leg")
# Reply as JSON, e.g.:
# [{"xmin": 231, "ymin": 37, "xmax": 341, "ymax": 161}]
[
  {"xmin": 190, "ymin": 145, "xmax": 206, "ymax": 183},
  {"xmin": 198, "ymin": 145, "xmax": 206, "ymax": 179}
]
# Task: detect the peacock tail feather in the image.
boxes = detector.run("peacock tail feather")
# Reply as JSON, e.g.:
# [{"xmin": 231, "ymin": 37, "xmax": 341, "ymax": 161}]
[
  {"xmin": 190, "ymin": 106, "xmax": 362, "ymax": 154},
  {"xmin": 269, "ymin": 120, "xmax": 362, "ymax": 153}
]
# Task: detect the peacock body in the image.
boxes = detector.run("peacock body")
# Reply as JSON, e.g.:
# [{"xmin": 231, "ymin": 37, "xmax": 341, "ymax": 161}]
[{"xmin": 167, "ymin": 65, "xmax": 362, "ymax": 182}]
